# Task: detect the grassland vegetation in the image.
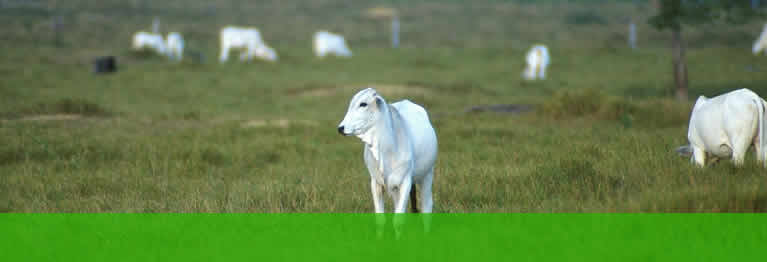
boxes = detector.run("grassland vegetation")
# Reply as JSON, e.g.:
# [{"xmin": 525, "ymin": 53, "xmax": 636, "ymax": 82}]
[{"xmin": 1, "ymin": 0, "xmax": 766, "ymax": 212}]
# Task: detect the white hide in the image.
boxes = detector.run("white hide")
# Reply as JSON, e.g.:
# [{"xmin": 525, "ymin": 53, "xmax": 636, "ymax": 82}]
[
  {"xmin": 219, "ymin": 26, "xmax": 278, "ymax": 63},
  {"xmin": 338, "ymin": 88, "xmax": 437, "ymax": 213},
  {"xmin": 253, "ymin": 45, "xmax": 278, "ymax": 62},
  {"xmin": 753, "ymin": 24, "xmax": 767, "ymax": 55},
  {"xmin": 522, "ymin": 44, "xmax": 550, "ymax": 80},
  {"xmin": 132, "ymin": 31, "xmax": 168, "ymax": 56},
  {"xmin": 686, "ymin": 88, "xmax": 766, "ymax": 167},
  {"xmin": 313, "ymin": 31, "xmax": 353, "ymax": 58},
  {"xmin": 166, "ymin": 32, "xmax": 184, "ymax": 61}
]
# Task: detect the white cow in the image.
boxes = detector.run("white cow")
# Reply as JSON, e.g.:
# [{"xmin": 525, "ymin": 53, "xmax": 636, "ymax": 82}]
[
  {"xmin": 522, "ymin": 44, "xmax": 550, "ymax": 80},
  {"xmin": 684, "ymin": 88, "xmax": 766, "ymax": 167},
  {"xmin": 753, "ymin": 23, "xmax": 767, "ymax": 55},
  {"xmin": 132, "ymin": 31, "xmax": 167, "ymax": 56},
  {"xmin": 219, "ymin": 26, "xmax": 278, "ymax": 63},
  {"xmin": 166, "ymin": 32, "xmax": 184, "ymax": 61},
  {"xmin": 338, "ymin": 88, "xmax": 437, "ymax": 237},
  {"xmin": 314, "ymin": 31, "xmax": 353, "ymax": 58}
]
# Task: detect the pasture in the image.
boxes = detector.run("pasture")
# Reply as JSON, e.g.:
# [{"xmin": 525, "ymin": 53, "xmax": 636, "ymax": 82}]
[{"xmin": 1, "ymin": 0, "xmax": 767, "ymax": 212}]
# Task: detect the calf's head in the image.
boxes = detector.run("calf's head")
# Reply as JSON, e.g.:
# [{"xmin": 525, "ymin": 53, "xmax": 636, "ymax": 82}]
[{"xmin": 338, "ymin": 88, "xmax": 385, "ymax": 136}]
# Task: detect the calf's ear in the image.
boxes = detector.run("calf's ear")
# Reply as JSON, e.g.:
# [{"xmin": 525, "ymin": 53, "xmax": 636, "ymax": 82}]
[{"xmin": 374, "ymin": 94, "xmax": 386, "ymax": 111}]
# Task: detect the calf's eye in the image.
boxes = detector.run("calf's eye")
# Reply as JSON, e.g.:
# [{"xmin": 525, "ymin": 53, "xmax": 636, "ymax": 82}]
[{"xmin": 359, "ymin": 102, "xmax": 368, "ymax": 107}]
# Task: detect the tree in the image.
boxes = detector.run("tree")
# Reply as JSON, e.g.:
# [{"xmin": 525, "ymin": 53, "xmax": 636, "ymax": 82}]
[{"xmin": 649, "ymin": 0, "xmax": 765, "ymax": 101}]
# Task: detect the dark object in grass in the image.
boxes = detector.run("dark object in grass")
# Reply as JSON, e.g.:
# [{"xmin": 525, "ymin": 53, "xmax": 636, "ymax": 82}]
[
  {"xmin": 92, "ymin": 56, "xmax": 117, "ymax": 74},
  {"xmin": 675, "ymin": 144, "xmax": 693, "ymax": 157},
  {"xmin": 464, "ymin": 104, "xmax": 535, "ymax": 114}
]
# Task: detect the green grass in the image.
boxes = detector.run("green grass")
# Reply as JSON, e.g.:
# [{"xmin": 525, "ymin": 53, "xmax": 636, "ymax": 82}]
[{"xmin": 1, "ymin": 0, "xmax": 767, "ymax": 212}]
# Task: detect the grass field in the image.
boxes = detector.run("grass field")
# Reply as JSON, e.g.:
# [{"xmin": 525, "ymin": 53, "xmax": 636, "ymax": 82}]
[{"xmin": 1, "ymin": 0, "xmax": 767, "ymax": 212}]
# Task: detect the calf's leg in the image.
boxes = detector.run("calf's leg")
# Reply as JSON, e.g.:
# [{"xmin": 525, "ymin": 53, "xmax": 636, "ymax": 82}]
[
  {"xmin": 392, "ymin": 176, "xmax": 413, "ymax": 239},
  {"xmin": 371, "ymin": 179, "xmax": 385, "ymax": 238},
  {"xmin": 371, "ymin": 179, "xmax": 385, "ymax": 213}
]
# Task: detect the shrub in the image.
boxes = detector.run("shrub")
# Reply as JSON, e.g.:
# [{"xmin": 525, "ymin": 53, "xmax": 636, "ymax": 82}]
[
  {"xmin": 540, "ymin": 88, "xmax": 690, "ymax": 128},
  {"xmin": 32, "ymin": 98, "xmax": 112, "ymax": 116}
]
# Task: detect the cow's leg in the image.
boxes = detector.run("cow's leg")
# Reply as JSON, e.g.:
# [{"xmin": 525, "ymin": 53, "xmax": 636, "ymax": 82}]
[
  {"xmin": 537, "ymin": 62, "xmax": 543, "ymax": 80},
  {"xmin": 219, "ymin": 46, "xmax": 229, "ymax": 63},
  {"xmin": 371, "ymin": 178, "xmax": 385, "ymax": 213},
  {"xmin": 419, "ymin": 169, "xmax": 434, "ymax": 213},
  {"xmin": 370, "ymin": 179, "xmax": 385, "ymax": 238},
  {"xmin": 731, "ymin": 137, "xmax": 750, "ymax": 167},
  {"xmin": 393, "ymin": 175, "xmax": 413, "ymax": 213},
  {"xmin": 539, "ymin": 64, "xmax": 546, "ymax": 79},
  {"xmin": 392, "ymin": 175, "xmax": 413, "ymax": 239},
  {"xmin": 419, "ymin": 169, "xmax": 434, "ymax": 234},
  {"xmin": 692, "ymin": 145, "xmax": 706, "ymax": 167}
]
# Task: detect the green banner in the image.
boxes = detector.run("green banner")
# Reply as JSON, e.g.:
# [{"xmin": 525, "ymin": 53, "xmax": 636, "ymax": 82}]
[{"xmin": 2, "ymin": 214, "xmax": 765, "ymax": 261}]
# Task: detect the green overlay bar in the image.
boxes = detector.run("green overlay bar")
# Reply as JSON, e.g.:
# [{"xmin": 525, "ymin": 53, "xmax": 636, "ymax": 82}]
[{"xmin": 2, "ymin": 214, "xmax": 765, "ymax": 261}]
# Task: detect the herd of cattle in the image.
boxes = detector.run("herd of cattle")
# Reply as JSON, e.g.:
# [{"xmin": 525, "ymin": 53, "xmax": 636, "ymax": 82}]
[
  {"xmin": 131, "ymin": 24, "xmax": 551, "ymax": 79},
  {"xmin": 131, "ymin": 25, "xmax": 355, "ymax": 63},
  {"xmin": 131, "ymin": 22, "xmax": 767, "ymax": 78}
]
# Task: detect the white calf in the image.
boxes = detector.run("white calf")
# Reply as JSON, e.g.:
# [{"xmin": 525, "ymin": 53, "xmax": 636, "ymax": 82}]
[
  {"xmin": 753, "ymin": 24, "xmax": 767, "ymax": 55},
  {"xmin": 685, "ymin": 88, "xmax": 766, "ymax": 167},
  {"xmin": 166, "ymin": 32, "xmax": 184, "ymax": 61},
  {"xmin": 338, "ymin": 88, "xmax": 437, "ymax": 236},
  {"xmin": 522, "ymin": 44, "xmax": 550, "ymax": 80},
  {"xmin": 219, "ymin": 26, "xmax": 277, "ymax": 63},
  {"xmin": 132, "ymin": 31, "xmax": 167, "ymax": 56},
  {"xmin": 314, "ymin": 31, "xmax": 353, "ymax": 58}
]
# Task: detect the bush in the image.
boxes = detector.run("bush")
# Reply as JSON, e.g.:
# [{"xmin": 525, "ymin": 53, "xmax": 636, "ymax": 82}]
[
  {"xmin": 31, "ymin": 98, "xmax": 112, "ymax": 116},
  {"xmin": 540, "ymin": 88, "xmax": 621, "ymax": 118},
  {"xmin": 540, "ymin": 88, "xmax": 691, "ymax": 128}
]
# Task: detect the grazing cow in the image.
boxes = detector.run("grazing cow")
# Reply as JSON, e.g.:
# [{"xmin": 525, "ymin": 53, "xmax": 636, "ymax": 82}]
[
  {"xmin": 338, "ymin": 88, "xmax": 437, "ymax": 237},
  {"xmin": 313, "ymin": 31, "xmax": 353, "ymax": 58},
  {"xmin": 522, "ymin": 44, "xmax": 550, "ymax": 80},
  {"xmin": 166, "ymin": 32, "xmax": 184, "ymax": 61},
  {"xmin": 683, "ymin": 88, "xmax": 766, "ymax": 167},
  {"xmin": 132, "ymin": 31, "xmax": 168, "ymax": 56},
  {"xmin": 219, "ymin": 26, "xmax": 278, "ymax": 63},
  {"xmin": 753, "ymin": 24, "xmax": 767, "ymax": 55}
]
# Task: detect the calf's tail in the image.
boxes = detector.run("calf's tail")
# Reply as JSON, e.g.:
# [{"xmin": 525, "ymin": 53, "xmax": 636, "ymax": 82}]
[
  {"xmin": 410, "ymin": 186, "xmax": 419, "ymax": 213},
  {"xmin": 759, "ymin": 98, "xmax": 767, "ymax": 167}
]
